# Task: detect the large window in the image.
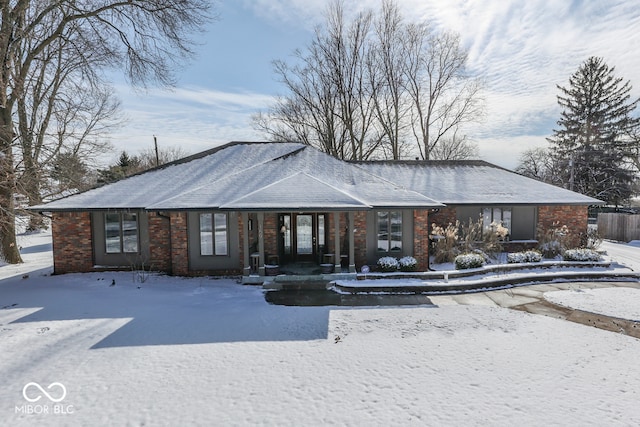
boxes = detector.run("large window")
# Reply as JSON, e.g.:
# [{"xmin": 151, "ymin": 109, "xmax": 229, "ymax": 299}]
[
  {"xmin": 200, "ymin": 213, "xmax": 228, "ymax": 256},
  {"xmin": 377, "ymin": 211, "xmax": 402, "ymax": 252},
  {"xmin": 105, "ymin": 212, "xmax": 139, "ymax": 253},
  {"xmin": 482, "ymin": 207, "xmax": 511, "ymax": 237}
]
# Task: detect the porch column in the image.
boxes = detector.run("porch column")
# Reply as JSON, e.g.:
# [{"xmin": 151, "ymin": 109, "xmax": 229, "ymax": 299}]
[
  {"xmin": 333, "ymin": 212, "xmax": 341, "ymax": 272},
  {"xmin": 257, "ymin": 212, "xmax": 265, "ymax": 276},
  {"xmin": 348, "ymin": 211, "xmax": 356, "ymax": 273},
  {"xmin": 242, "ymin": 212, "xmax": 250, "ymax": 276}
]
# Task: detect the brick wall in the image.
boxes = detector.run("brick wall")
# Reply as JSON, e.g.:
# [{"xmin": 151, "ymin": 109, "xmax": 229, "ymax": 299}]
[
  {"xmin": 429, "ymin": 207, "xmax": 457, "ymax": 231},
  {"xmin": 52, "ymin": 212, "xmax": 94, "ymax": 274},
  {"xmin": 413, "ymin": 210, "xmax": 430, "ymax": 271},
  {"xmin": 148, "ymin": 212, "xmax": 171, "ymax": 273},
  {"xmin": 238, "ymin": 214, "xmax": 246, "ymax": 272},
  {"xmin": 353, "ymin": 211, "xmax": 367, "ymax": 269},
  {"xmin": 538, "ymin": 205, "xmax": 588, "ymax": 248},
  {"xmin": 170, "ymin": 212, "xmax": 189, "ymax": 276},
  {"xmin": 263, "ymin": 213, "xmax": 278, "ymax": 262}
]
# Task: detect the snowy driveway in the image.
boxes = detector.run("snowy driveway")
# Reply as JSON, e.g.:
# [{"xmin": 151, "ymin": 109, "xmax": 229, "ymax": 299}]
[{"xmin": 601, "ymin": 240, "xmax": 640, "ymax": 271}]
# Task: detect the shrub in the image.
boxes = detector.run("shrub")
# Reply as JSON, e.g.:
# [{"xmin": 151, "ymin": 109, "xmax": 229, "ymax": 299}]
[
  {"xmin": 398, "ymin": 256, "xmax": 417, "ymax": 272},
  {"xmin": 537, "ymin": 222, "xmax": 569, "ymax": 258},
  {"xmin": 507, "ymin": 250, "xmax": 542, "ymax": 264},
  {"xmin": 563, "ymin": 248, "xmax": 602, "ymax": 262},
  {"xmin": 459, "ymin": 218, "xmax": 505, "ymax": 260},
  {"xmin": 454, "ymin": 253, "xmax": 485, "ymax": 270},
  {"xmin": 377, "ymin": 256, "xmax": 399, "ymax": 272},
  {"xmin": 580, "ymin": 226, "xmax": 602, "ymax": 250},
  {"xmin": 458, "ymin": 219, "xmax": 483, "ymax": 254},
  {"xmin": 431, "ymin": 222, "xmax": 460, "ymax": 264},
  {"xmin": 482, "ymin": 221, "xmax": 507, "ymax": 258}
]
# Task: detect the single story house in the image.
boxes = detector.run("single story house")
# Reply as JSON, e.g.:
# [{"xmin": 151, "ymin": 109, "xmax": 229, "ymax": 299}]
[{"xmin": 33, "ymin": 141, "xmax": 601, "ymax": 277}]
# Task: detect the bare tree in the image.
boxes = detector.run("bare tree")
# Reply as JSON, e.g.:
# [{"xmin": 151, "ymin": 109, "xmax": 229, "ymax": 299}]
[
  {"xmin": 403, "ymin": 28, "xmax": 484, "ymax": 160},
  {"xmin": 137, "ymin": 144, "xmax": 190, "ymax": 169},
  {"xmin": 14, "ymin": 26, "xmax": 122, "ymax": 230},
  {"xmin": 429, "ymin": 132, "xmax": 478, "ymax": 160},
  {"xmin": 0, "ymin": 1, "xmax": 213, "ymax": 263},
  {"xmin": 255, "ymin": 0, "xmax": 484, "ymax": 162},
  {"xmin": 255, "ymin": 2, "xmax": 378, "ymax": 160},
  {"xmin": 368, "ymin": 0, "xmax": 411, "ymax": 160},
  {"xmin": 515, "ymin": 147, "xmax": 565, "ymax": 185}
]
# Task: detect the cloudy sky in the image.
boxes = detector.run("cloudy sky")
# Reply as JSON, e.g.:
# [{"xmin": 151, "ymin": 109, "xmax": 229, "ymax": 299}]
[{"xmin": 110, "ymin": 0, "xmax": 640, "ymax": 170}]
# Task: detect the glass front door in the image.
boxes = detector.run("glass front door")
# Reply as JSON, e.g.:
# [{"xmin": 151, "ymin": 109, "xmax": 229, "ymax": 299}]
[
  {"xmin": 296, "ymin": 215, "xmax": 313, "ymax": 256},
  {"xmin": 279, "ymin": 213, "xmax": 327, "ymax": 263}
]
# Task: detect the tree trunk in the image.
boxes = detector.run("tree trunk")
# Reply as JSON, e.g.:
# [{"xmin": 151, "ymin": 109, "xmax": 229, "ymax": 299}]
[
  {"xmin": 20, "ymin": 140, "xmax": 46, "ymax": 231},
  {"xmin": 0, "ymin": 109, "xmax": 23, "ymax": 264}
]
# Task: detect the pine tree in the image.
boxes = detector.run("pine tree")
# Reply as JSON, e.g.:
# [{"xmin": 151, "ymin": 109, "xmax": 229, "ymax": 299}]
[{"xmin": 547, "ymin": 56, "xmax": 640, "ymax": 206}]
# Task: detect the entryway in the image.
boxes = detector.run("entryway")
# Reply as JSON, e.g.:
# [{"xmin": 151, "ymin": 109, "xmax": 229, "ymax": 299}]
[{"xmin": 278, "ymin": 213, "xmax": 328, "ymax": 264}]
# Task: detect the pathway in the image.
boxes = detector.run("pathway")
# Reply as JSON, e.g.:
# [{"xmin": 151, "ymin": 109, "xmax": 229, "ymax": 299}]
[{"xmin": 429, "ymin": 280, "xmax": 640, "ymax": 338}]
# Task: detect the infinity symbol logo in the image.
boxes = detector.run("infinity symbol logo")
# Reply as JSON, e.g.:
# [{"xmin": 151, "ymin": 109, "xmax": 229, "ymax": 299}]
[{"xmin": 22, "ymin": 382, "xmax": 67, "ymax": 403}]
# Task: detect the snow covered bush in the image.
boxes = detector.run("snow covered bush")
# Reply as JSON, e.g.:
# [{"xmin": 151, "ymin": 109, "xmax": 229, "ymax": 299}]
[
  {"xmin": 507, "ymin": 250, "xmax": 542, "ymax": 264},
  {"xmin": 563, "ymin": 248, "xmax": 602, "ymax": 262},
  {"xmin": 454, "ymin": 253, "xmax": 485, "ymax": 270},
  {"xmin": 580, "ymin": 226, "xmax": 602, "ymax": 250},
  {"xmin": 377, "ymin": 256, "xmax": 399, "ymax": 272},
  {"xmin": 537, "ymin": 223, "xmax": 569, "ymax": 258},
  {"xmin": 398, "ymin": 256, "xmax": 417, "ymax": 272}
]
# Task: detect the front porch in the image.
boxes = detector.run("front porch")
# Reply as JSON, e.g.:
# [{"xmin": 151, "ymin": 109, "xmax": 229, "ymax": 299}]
[
  {"xmin": 241, "ymin": 260, "xmax": 357, "ymax": 289},
  {"xmin": 241, "ymin": 211, "xmax": 361, "ymax": 279}
]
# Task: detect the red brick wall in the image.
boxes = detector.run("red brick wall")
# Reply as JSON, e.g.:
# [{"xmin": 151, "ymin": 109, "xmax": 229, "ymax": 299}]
[
  {"xmin": 263, "ymin": 213, "xmax": 278, "ymax": 262},
  {"xmin": 148, "ymin": 212, "xmax": 171, "ymax": 272},
  {"xmin": 52, "ymin": 212, "xmax": 94, "ymax": 274},
  {"xmin": 170, "ymin": 212, "xmax": 189, "ymax": 276},
  {"xmin": 538, "ymin": 205, "xmax": 588, "ymax": 248},
  {"xmin": 429, "ymin": 207, "xmax": 457, "ymax": 231},
  {"xmin": 413, "ymin": 209, "xmax": 430, "ymax": 271},
  {"xmin": 238, "ymin": 214, "xmax": 246, "ymax": 271},
  {"xmin": 353, "ymin": 211, "xmax": 367, "ymax": 269}
]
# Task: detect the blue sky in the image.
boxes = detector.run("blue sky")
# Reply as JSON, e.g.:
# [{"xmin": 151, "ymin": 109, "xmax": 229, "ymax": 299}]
[{"xmin": 110, "ymin": 0, "xmax": 640, "ymax": 169}]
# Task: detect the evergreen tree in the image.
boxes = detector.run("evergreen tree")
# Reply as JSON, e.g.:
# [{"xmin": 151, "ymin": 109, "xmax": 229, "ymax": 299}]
[
  {"xmin": 97, "ymin": 151, "xmax": 142, "ymax": 185},
  {"xmin": 547, "ymin": 56, "xmax": 640, "ymax": 206}
]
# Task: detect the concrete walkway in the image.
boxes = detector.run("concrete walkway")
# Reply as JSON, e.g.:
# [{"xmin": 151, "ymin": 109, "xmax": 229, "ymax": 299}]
[{"xmin": 430, "ymin": 281, "xmax": 640, "ymax": 338}]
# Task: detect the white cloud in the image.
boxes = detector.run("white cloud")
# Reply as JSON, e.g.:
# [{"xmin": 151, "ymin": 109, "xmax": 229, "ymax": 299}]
[
  {"xmin": 110, "ymin": 0, "xmax": 640, "ymax": 171},
  {"xmin": 110, "ymin": 85, "xmax": 274, "ymax": 157},
  {"xmin": 476, "ymin": 135, "xmax": 550, "ymax": 170}
]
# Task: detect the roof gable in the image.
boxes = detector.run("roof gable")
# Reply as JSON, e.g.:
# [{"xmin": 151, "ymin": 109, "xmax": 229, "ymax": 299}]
[
  {"xmin": 221, "ymin": 172, "xmax": 371, "ymax": 210},
  {"xmin": 36, "ymin": 142, "xmax": 442, "ymax": 212}
]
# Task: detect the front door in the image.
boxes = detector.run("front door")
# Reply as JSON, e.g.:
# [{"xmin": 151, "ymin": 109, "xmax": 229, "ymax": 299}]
[
  {"xmin": 295, "ymin": 214, "xmax": 314, "ymax": 262},
  {"xmin": 279, "ymin": 213, "xmax": 327, "ymax": 263}
]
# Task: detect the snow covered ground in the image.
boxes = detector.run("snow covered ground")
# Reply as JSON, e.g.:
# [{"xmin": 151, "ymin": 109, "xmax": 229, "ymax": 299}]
[
  {"xmin": 1, "ymin": 231, "xmax": 640, "ymax": 426},
  {"xmin": 601, "ymin": 239, "xmax": 640, "ymax": 271}
]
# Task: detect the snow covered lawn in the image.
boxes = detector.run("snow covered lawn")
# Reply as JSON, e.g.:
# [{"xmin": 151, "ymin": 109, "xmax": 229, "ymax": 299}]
[{"xmin": 1, "ymin": 231, "xmax": 640, "ymax": 426}]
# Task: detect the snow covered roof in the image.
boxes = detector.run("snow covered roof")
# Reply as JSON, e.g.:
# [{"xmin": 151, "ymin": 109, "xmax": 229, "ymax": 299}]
[
  {"xmin": 354, "ymin": 160, "xmax": 603, "ymax": 205},
  {"xmin": 34, "ymin": 143, "xmax": 601, "ymax": 212},
  {"xmin": 35, "ymin": 142, "xmax": 442, "ymax": 212}
]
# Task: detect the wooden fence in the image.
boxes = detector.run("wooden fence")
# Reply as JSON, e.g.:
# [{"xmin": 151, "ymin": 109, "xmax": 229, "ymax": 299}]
[{"xmin": 597, "ymin": 213, "xmax": 640, "ymax": 242}]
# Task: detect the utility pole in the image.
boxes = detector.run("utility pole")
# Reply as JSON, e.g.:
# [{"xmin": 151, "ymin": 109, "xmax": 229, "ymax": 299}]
[{"xmin": 153, "ymin": 135, "xmax": 160, "ymax": 167}]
